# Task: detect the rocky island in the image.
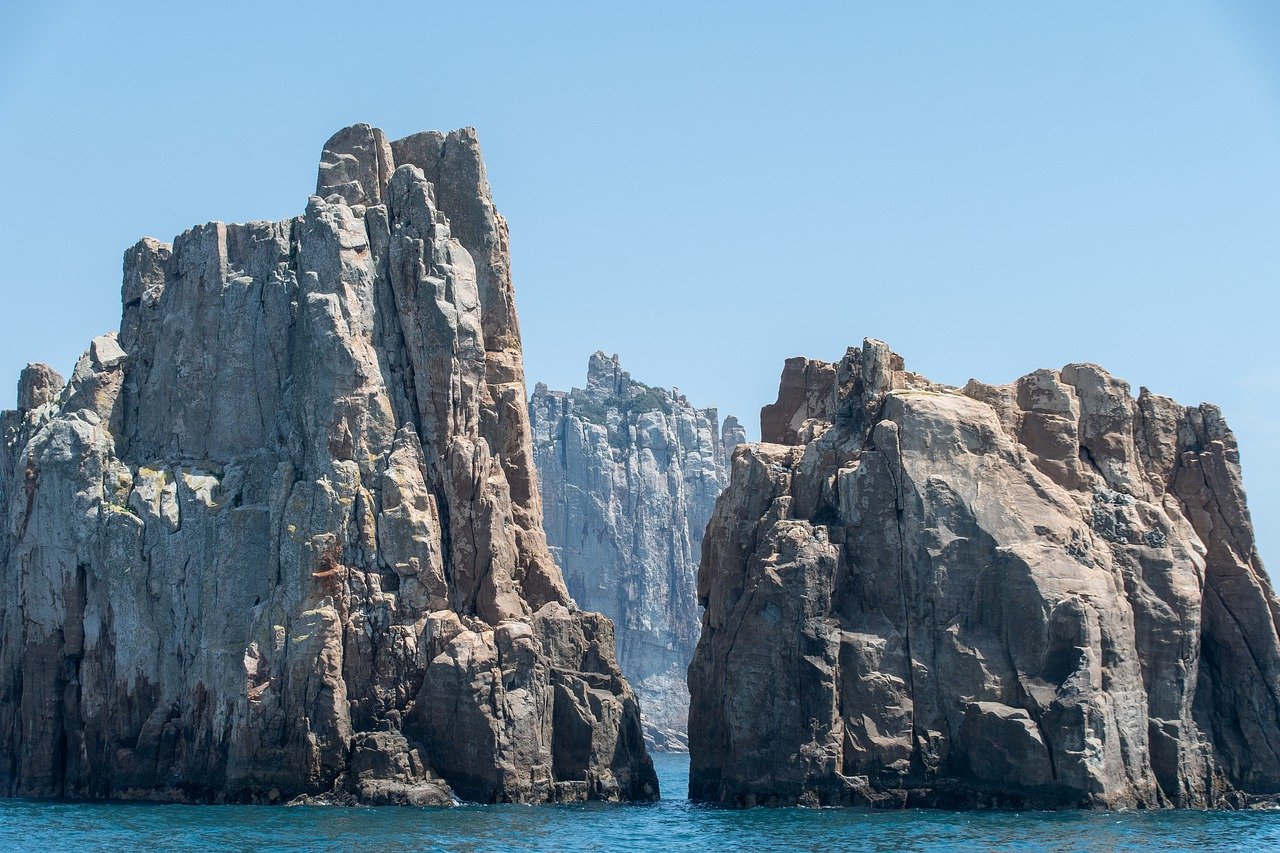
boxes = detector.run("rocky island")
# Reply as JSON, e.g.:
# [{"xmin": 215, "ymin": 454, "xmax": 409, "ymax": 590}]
[
  {"xmin": 689, "ymin": 339, "xmax": 1280, "ymax": 809},
  {"xmin": 530, "ymin": 354, "xmax": 742, "ymax": 750},
  {"xmin": 0, "ymin": 125, "xmax": 657, "ymax": 805}
]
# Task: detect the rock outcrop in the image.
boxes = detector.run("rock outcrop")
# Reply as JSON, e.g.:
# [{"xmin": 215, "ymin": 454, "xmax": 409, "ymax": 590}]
[
  {"xmin": 530, "ymin": 353, "xmax": 740, "ymax": 750},
  {"xmin": 0, "ymin": 124, "xmax": 657, "ymax": 805},
  {"xmin": 689, "ymin": 338, "xmax": 1280, "ymax": 809}
]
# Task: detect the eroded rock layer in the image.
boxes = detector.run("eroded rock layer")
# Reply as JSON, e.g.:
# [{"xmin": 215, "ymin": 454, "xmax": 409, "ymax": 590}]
[
  {"xmin": 530, "ymin": 354, "xmax": 741, "ymax": 750},
  {"xmin": 689, "ymin": 339, "xmax": 1280, "ymax": 809},
  {"xmin": 0, "ymin": 124, "xmax": 657, "ymax": 805}
]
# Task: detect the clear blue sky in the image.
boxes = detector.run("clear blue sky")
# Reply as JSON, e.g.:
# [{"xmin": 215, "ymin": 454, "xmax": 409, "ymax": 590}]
[{"xmin": 2, "ymin": 2, "xmax": 1278, "ymax": 564}]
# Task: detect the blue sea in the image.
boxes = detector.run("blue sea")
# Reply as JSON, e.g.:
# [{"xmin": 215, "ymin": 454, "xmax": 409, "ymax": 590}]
[{"xmin": 1, "ymin": 754, "xmax": 1277, "ymax": 852}]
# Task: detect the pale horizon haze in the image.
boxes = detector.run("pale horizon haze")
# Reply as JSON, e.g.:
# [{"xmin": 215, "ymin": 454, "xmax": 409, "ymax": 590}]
[{"xmin": 2, "ymin": 2, "xmax": 1278, "ymax": 565}]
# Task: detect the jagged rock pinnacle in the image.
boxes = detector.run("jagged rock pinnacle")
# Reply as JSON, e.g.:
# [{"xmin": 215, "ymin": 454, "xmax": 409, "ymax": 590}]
[{"xmin": 0, "ymin": 124, "xmax": 657, "ymax": 805}]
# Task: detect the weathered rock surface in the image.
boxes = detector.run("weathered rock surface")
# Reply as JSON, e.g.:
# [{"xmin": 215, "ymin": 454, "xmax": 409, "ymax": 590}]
[
  {"xmin": 689, "ymin": 338, "xmax": 1280, "ymax": 809},
  {"xmin": 530, "ymin": 354, "xmax": 740, "ymax": 751},
  {"xmin": 0, "ymin": 124, "xmax": 656, "ymax": 805}
]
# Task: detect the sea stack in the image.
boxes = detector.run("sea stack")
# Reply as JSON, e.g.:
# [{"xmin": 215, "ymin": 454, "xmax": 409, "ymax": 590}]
[
  {"xmin": 0, "ymin": 124, "xmax": 657, "ymax": 805},
  {"xmin": 688, "ymin": 338, "xmax": 1280, "ymax": 809},
  {"xmin": 530, "ymin": 354, "xmax": 742, "ymax": 750}
]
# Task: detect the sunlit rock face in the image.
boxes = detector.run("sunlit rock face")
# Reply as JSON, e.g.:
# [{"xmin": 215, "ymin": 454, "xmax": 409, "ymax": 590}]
[
  {"xmin": 0, "ymin": 124, "xmax": 657, "ymax": 805},
  {"xmin": 689, "ymin": 338, "xmax": 1280, "ymax": 809},
  {"xmin": 530, "ymin": 354, "xmax": 741, "ymax": 751}
]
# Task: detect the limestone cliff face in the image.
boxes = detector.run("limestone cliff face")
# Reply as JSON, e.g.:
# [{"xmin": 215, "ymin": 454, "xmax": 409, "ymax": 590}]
[
  {"xmin": 689, "ymin": 338, "xmax": 1280, "ymax": 809},
  {"xmin": 0, "ymin": 124, "xmax": 657, "ymax": 805},
  {"xmin": 530, "ymin": 354, "xmax": 740, "ymax": 749}
]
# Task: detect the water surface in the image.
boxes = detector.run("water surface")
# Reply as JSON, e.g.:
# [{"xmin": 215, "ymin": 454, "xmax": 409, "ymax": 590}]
[{"xmin": 1, "ymin": 754, "xmax": 1277, "ymax": 852}]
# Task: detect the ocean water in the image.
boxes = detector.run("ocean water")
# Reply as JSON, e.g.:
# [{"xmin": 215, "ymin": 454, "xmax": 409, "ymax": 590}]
[{"xmin": 1, "ymin": 754, "xmax": 1278, "ymax": 852}]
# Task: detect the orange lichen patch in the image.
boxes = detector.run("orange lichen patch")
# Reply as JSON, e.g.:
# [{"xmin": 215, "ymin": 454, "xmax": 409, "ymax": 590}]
[{"xmin": 311, "ymin": 539, "xmax": 347, "ymax": 596}]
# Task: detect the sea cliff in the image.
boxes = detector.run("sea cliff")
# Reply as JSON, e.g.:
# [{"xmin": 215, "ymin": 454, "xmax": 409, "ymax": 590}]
[
  {"xmin": 689, "ymin": 339, "xmax": 1280, "ymax": 809},
  {"xmin": 0, "ymin": 125, "xmax": 657, "ymax": 805}
]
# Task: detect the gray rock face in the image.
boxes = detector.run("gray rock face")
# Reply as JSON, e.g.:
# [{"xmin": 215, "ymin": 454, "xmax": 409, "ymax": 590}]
[
  {"xmin": 530, "ymin": 354, "xmax": 738, "ymax": 750},
  {"xmin": 689, "ymin": 338, "xmax": 1280, "ymax": 809},
  {"xmin": 720, "ymin": 415, "xmax": 747, "ymax": 470},
  {"xmin": 0, "ymin": 124, "xmax": 656, "ymax": 805}
]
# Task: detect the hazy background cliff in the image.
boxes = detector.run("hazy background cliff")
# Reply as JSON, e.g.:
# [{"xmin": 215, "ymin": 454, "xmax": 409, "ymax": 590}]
[{"xmin": 530, "ymin": 354, "xmax": 742, "ymax": 748}]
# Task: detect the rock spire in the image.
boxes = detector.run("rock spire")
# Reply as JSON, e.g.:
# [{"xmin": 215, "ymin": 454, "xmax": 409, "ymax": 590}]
[{"xmin": 0, "ymin": 124, "xmax": 657, "ymax": 805}]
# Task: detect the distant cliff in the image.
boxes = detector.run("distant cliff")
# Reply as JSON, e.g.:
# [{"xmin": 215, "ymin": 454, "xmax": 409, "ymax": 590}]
[
  {"xmin": 0, "ymin": 124, "xmax": 656, "ymax": 805},
  {"xmin": 530, "ymin": 354, "xmax": 741, "ymax": 749},
  {"xmin": 690, "ymin": 339, "xmax": 1280, "ymax": 809}
]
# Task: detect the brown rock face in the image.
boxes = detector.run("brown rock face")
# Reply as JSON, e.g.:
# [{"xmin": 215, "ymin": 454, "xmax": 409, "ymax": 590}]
[
  {"xmin": 0, "ymin": 124, "xmax": 656, "ymax": 804},
  {"xmin": 759, "ymin": 356, "xmax": 836, "ymax": 446},
  {"xmin": 688, "ymin": 338, "xmax": 1280, "ymax": 809}
]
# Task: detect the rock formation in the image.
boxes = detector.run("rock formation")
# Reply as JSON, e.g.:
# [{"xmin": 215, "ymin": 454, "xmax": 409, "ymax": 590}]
[
  {"xmin": 689, "ymin": 338, "xmax": 1280, "ymax": 809},
  {"xmin": 530, "ymin": 354, "xmax": 740, "ymax": 750},
  {"xmin": 0, "ymin": 124, "xmax": 657, "ymax": 805}
]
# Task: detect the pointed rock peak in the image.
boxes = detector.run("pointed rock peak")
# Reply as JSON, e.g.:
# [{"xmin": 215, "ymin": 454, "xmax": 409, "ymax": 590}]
[
  {"xmin": 388, "ymin": 127, "xmax": 486, "ymax": 183},
  {"xmin": 586, "ymin": 351, "xmax": 625, "ymax": 392},
  {"xmin": 89, "ymin": 333, "xmax": 127, "ymax": 370},
  {"xmin": 859, "ymin": 337, "xmax": 905, "ymax": 376},
  {"xmin": 761, "ymin": 356, "xmax": 837, "ymax": 445},
  {"xmin": 853, "ymin": 336, "xmax": 906, "ymax": 396},
  {"xmin": 721, "ymin": 414, "xmax": 747, "ymax": 464},
  {"xmin": 16, "ymin": 363, "xmax": 64, "ymax": 412},
  {"xmin": 1061, "ymin": 362, "xmax": 1132, "ymax": 400},
  {"xmin": 389, "ymin": 127, "xmax": 496, "ymax": 274},
  {"xmin": 316, "ymin": 123, "xmax": 395, "ymax": 207},
  {"xmin": 389, "ymin": 129, "xmax": 446, "ymax": 172}
]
